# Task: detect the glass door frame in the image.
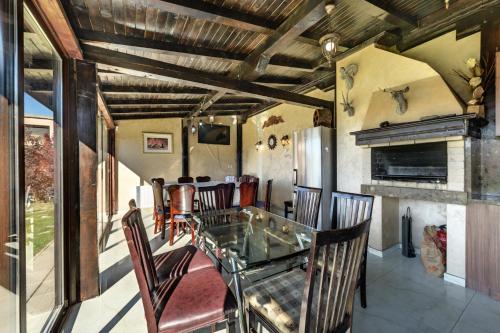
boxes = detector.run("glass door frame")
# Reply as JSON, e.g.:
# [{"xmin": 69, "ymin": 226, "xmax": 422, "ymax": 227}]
[{"xmin": 18, "ymin": 0, "xmax": 71, "ymax": 331}]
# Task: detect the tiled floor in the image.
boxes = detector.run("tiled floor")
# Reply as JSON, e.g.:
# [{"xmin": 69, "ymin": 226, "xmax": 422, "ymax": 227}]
[{"xmin": 61, "ymin": 209, "xmax": 500, "ymax": 333}]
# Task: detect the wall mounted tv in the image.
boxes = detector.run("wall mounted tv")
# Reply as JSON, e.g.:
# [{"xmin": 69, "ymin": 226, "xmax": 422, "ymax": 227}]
[{"xmin": 198, "ymin": 124, "xmax": 230, "ymax": 145}]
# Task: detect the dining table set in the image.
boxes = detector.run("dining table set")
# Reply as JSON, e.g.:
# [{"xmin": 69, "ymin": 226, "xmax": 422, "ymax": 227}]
[{"xmin": 132, "ymin": 177, "xmax": 372, "ymax": 333}]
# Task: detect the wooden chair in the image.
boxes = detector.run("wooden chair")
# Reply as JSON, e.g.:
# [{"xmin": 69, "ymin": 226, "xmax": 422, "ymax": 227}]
[
  {"xmin": 244, "ymin": 218, "xmax": 372, "ymax": 333},
  {"xmin": 294, "ymin": 186, "xmax": 322, "ymax": 229},
  {"xmin": 178, "ymin": 176, "xmax": 194, "ymax": 183},
  {"xmin": 122, "ymin": 208, "xmax": 237, "ymax": 333},
  {"xmin": 256, "ymin": 179, "xmax": 273, "ymax": 211},
  {"xmin": 196, "ymin": 176, "xmax": 211, "ymax": 182},
  {"xmin": 167, "ymin": 184, "xmax": 196, "ymax": 246},
  {"xmin": 152, "ymin": 179, "xmax": 168, "ymax": 238},
  {"xmin": 220, "ymin": 182, "xmax": 235, "ymax": 208},
  {"xmin": 330, "ymin": 191, "xmax": 374, "ymax": 308},
  {"xmin": 240, "ymin": 175, "xmax": 259, "ymax": 200},
  {"xmin": 240, "ymin": 181, "xmax": 258, "ymax": 208},
  {"xmin": 121, "ymin": 207, "xmax": 214, "ymax": 283},
  {"xmin": 197, "ymin": 184, "xmax": 227, "ymax": 215}
]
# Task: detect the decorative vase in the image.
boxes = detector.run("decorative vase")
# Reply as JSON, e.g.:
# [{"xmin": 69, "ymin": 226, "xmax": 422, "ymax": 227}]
[{"xmin": 467, "ymin": 104, "xmax": 485, "ymax": 118}]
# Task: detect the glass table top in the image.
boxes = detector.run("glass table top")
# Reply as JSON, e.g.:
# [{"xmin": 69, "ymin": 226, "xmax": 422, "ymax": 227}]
[{"xmin": 193, "ymin": 206, "xmax": 314, "ymax": 274}]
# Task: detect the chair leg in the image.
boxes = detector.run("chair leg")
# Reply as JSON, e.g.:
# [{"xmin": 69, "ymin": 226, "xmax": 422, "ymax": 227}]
[
  {"xmin": 160, "ymin": 217, "xmax": 166, "ymax": 240},
  {"xmin": 226, "ymin": 313, "xmax": 236, "ymax": 333},
  {"xmin": 169, "ymin": 216, "xmax": 175, "ymax": 246},
  {"xmin": 360, "ymin": 250, "xmax": 368, "ymax": 308}
]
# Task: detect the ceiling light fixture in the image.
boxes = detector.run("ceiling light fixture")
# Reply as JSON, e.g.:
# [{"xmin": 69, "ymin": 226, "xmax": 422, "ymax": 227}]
[{"xmin": 319, "ymin": 32, "xmax": 341, "ymax": 67}]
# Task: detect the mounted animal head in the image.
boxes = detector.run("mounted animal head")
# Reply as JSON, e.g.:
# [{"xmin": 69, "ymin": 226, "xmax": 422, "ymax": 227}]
[
  {"xmin": 340, "ymin": 91, "xmax": 355, "ymax": 117},
  {"xmin": 383, "ymin": 86, "xmax": 410, "ymax": 115},
  {"xmin": 340, "ymin": 64, "xmax": 358, "ymax": 90}
]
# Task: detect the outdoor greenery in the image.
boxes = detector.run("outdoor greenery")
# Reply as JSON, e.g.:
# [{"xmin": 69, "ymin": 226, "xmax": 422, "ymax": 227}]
[{"xmin": 26, "ymin": 202, "xmax": 55, "ymax": 255}]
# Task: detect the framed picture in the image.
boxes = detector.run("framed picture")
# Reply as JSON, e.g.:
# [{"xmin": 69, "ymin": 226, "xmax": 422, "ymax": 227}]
[{"xmin": 143, "ymin": 132, "xmax": 173, "ymax": 153}]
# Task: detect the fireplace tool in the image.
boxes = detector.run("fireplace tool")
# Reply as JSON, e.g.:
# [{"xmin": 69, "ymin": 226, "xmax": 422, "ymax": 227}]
[{"xmin": 402, "ymin": 207, "xmax": 416, "ymax": 258}]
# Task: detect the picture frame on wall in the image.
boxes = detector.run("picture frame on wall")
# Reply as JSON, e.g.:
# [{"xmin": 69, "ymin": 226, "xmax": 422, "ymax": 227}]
[{"xmin": 143, "ymin": 132, "xmax": 173, "ymax": 153}]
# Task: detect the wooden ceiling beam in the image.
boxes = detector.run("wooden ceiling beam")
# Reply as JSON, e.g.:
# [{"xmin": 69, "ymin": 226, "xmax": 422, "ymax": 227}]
[
  {"xmin": 112, "ymin": 110, "xmax": 242, "ymax": 120},
  {"xmin": 111, "ymin": 104, "xmax": 250, "ymax": 114},
  {"xmin": 97, "ymin": 89, "xmax": 115, "ymax": 129},
  {"xmin": 106, "ymin": 97, "xmax": 260, "ymax": 106},
  {"xmin": 359, "ymin": 0, "xmax": 418, "ymax": 28},
  {"xmin": 192, "ymin": 0, "xmax": 327, "ymax": 116},
  {"xmin": 79, "ymin": 29, "xmax": 314, "ymax": 72},
  {"xmin": 82, "ymin": 45, "xmax": 332, "ymax": 110},
  {"xmin": 155, "ymin": 0, "xmax": 320, "ymax": 47},
  {"xmin": 101, "ymin": 84, "xmax": 209, "ymax": 95}
]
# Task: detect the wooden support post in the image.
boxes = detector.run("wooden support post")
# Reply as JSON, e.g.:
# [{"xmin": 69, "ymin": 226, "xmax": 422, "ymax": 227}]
[
  {"xmin": 67, "ymin": 59, "xmax": 99, "ymax": 301},
  {"xmin": 182, "ymin": 122, "xmax": 189, "ymax": 177}
]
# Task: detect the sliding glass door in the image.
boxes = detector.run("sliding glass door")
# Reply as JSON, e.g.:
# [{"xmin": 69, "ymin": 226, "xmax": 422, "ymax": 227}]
[{"xmin": 23, "ymin": 5, "xmax": 64, "ymax": 332}]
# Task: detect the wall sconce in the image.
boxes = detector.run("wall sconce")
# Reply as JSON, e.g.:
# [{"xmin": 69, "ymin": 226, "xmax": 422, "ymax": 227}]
[
  {"xmin": 255, "ymin": 141, "xmax": 262, "ymax": 151},
  {"xmin": 281, "ymin": 135, "xmax": 290, "ymax": 147},
  {"xmin": 209, "ymin": 115, "xmax": 215, "ymax": 124}
]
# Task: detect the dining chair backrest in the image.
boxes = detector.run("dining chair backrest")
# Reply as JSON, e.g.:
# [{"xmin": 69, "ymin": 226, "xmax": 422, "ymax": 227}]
[
  {"xmin": 330, "ymin": 192, "xmax": 374, "ymax": 229},
  {"xmin": 293, "ymin": 186, "xmax": 322, "ymax": 229},
  {"xmin": 122, "ymin": 208, "xmax": 159, "ymax": 333},
  {"xmin": 263, "ymin": 179, "xmax": 273, "ymax": 212},
  {"xmin": 178, "ymin": 176, "xmax": 194, "ymax": 184},
  {"xmin": 168, "ymin": 184, "xmax": 196, "ymax": 214},
  {"xmin": 196, "ymin": 176, "xmax": 211, "ymax": 183},
  {"xmin": 240, "ymin": 174, "xmax": 259, "ymax": 183},
  {"xmin": 152, "ymin": 179, "xmax": 166, "ymax": 220},
  {"xmin": 220, "ymin": 182, "xmax": 235, "ymax": 209},
  {"xmin": 300, "ymin": 218, "xmax": 371, "ymax": 333},
  {"xmin": 240, "ymin": 181, "xmax": 258, "ymax": 208},
  {"xmin": 197, "ymin": 184, "xmax": 227, "ymax": 215},
  {"xmin": 122, "ymin": 208, "xmax": 158, "ymax": 290}
]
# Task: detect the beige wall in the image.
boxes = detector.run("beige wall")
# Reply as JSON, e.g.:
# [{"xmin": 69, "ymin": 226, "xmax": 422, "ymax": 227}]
[
  {"xmin": 402, "ymin": 31, "xmax": 481, "ymax": 103},
  {"xmin": 115, "ymin": 118, "xmax": 182, "ymax": 211},
  {"xmin": 189, "ymin": 116, "xmax": 237, "ymax": 181},
  {"xmin": 243, "ymin": 89, "xmax": 334, "ymax": 209}
]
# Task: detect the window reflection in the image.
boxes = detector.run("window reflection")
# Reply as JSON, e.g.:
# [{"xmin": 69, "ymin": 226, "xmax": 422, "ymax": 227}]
[{"xmin": 23, "ymin": 6, "xmax": 64, "ymax": 332}]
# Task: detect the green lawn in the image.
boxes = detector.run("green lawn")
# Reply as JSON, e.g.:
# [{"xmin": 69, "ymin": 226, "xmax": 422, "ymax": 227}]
[{"xmin": 25, "ymin": 202, "xmax": 55, "ymax": 255}]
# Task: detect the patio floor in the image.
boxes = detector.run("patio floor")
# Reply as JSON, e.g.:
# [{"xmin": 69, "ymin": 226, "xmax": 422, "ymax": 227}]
[{"xmin": 60, "ymin": 209, "xmax": 500, "ymax": 333}]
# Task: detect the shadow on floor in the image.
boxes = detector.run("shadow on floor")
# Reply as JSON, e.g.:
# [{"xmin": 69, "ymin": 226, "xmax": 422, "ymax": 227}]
[
  {"xmin": 99, "ymin": 228, "xmax": 178, "ymax": 293},
  {"xmin": 98, "ymin": 293, "xmax": 141, "ymax": 333}
]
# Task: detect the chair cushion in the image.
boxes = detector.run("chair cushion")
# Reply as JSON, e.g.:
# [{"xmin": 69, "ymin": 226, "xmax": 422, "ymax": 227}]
[
  {"xmin": 244, "ymin": 269, "xmax": 306, "ymax": 333},
  {"xmin": 155, "ymin": 267, "xmax": 237, "ymax": 333},
  {"xmin": 154, "ymin": 245, "xmax": 214, "ymax": 280}
]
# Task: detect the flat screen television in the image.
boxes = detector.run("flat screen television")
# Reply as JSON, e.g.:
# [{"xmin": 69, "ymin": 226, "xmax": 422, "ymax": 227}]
[{"xmin": 198, "ymin": 124, "xmax": 230, "ymax": 145}]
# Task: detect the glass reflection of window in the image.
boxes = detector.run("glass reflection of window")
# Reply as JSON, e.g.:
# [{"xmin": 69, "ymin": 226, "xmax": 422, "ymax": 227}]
[{"xmin": 23, "ymin": 5, "xmax": 64, "ymax": 332}]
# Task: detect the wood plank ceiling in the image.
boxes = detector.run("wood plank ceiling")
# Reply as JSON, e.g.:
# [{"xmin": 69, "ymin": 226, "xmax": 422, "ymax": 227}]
[{"xmin": 50, "ymin": 0, "xmax": 500, "ymax": 121}]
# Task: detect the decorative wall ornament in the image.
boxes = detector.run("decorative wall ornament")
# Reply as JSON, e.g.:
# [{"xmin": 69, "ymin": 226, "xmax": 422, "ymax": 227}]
[
  {"xmin": 340, "ymin": 64, "xmax": 358, "ymax": 90},
  {"xmin": 454, "ymin": 56, "xmax": 495, "ymax": 118},
  {"xmin": 341, "ymin": 91, "xmax": 355, "ymax": 117},
  {"xmin": 383, "ymin": 86, "xmax": 410, "ymax": 115},
  {"xmin": 255, "ymin": 141, "xmax": 262, "ymax": 151},
  {"xmin": 280, "ymin": 134, "xmax": 290, "ymax": 147},
  {"xmin": 267, "ymin": 134, "xmax": 277, "ymax": 150},
  {"xmin": 262, "ymin": 115, "xmax": 285, "ymax": 129}
]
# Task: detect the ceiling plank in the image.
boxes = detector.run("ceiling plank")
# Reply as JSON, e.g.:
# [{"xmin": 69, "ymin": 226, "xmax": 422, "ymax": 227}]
[
  {"xmin": 192, "ymin": 0, "xmax": 327, "ymax": 115},
  {"xmin": 82, "ymin": 44, "xmax": 332, "ymax": 110},
  {"xmin": 360, "ymin": 0, "xmax": 418, "ymax": 28},
  {"xmin": 79, "ymin": 29, "xmax": 314, "ymax": 72},
  {"xmin": 155, "ymin": 0, "xmax": 319, "ymax": 47},
  {"xmin": 399, "ymin": 0, "xmax": 500, "ymax": 51},
  {"xmin": 101, "ymin": 84, "xmax": 209, "ymax": 95}
]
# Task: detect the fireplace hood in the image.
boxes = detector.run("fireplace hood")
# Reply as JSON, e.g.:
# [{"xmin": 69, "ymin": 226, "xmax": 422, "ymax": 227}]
[{"xmin": 349, "ymin": 50, "xmax": 485, "ymax": 146}]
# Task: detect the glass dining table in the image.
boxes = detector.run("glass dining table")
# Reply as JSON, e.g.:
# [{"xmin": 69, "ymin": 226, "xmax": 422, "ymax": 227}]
[{"xmin": 192, "ymin": 206, "xmax": 314, "ymax": 333}]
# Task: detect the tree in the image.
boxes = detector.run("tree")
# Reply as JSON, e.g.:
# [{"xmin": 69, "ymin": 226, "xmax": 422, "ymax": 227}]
[{"xmin": 24, "ymin": 131, "xmax": 55, "ymax": 202}]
